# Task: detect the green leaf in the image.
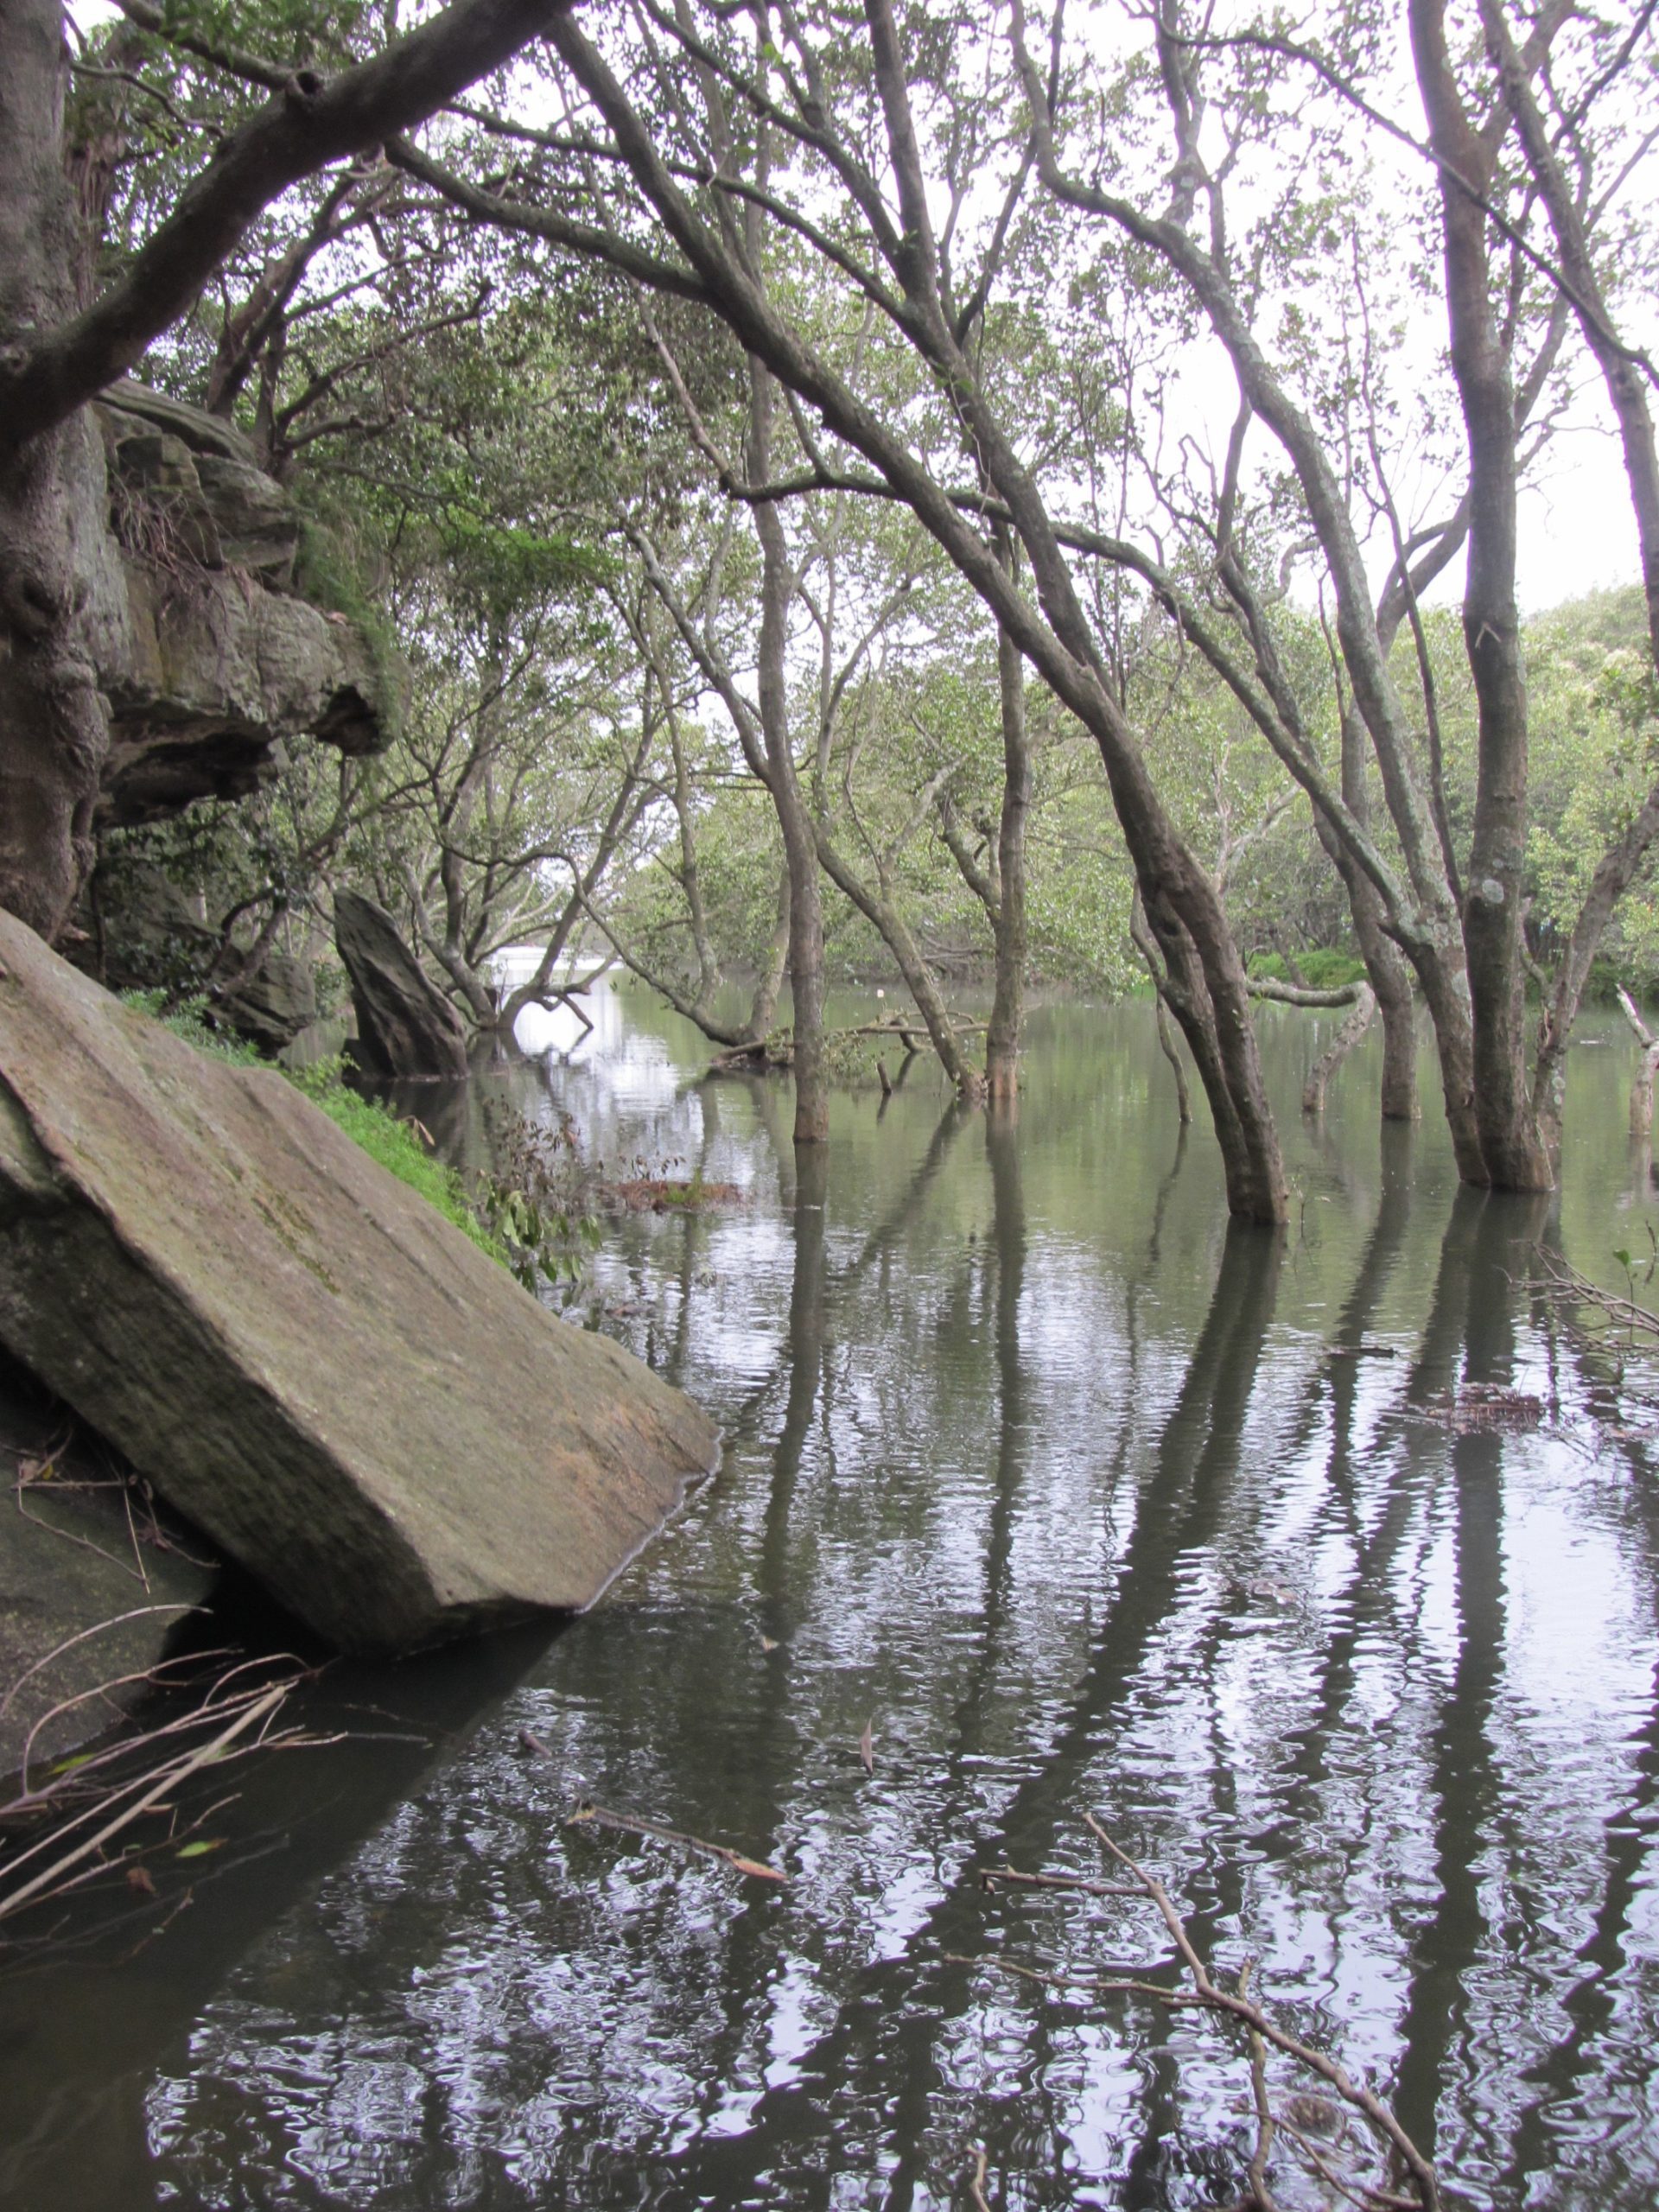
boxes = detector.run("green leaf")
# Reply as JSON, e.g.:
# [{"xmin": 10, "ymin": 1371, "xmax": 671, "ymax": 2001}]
[{"xmin": 176, "ymin": 1838, "xmax": 226, "ymax": 1859}]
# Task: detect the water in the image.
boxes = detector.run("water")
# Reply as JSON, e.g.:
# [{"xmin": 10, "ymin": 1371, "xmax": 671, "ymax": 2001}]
[{"xmin": 2, "ymin": 987, "xmax": 1657, "ymax": 2210}]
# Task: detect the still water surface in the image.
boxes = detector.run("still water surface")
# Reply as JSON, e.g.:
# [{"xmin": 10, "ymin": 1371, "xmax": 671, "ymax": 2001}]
[{"xmin": 2, "ymin": 988, "xmax": 1657, "ymax": 2210}]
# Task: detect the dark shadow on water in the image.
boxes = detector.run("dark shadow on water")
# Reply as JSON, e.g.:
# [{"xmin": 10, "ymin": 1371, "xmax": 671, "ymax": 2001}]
[{"xmin": 0, "ymin": 1618, "xmax": 565, "ymax": 2212}]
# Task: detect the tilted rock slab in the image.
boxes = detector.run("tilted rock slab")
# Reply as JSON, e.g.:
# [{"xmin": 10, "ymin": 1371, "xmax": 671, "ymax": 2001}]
[
  {"xmin": 0, "ymin": 912, "xmax": 721, "ymax": 1652},
  {"xmin": 334, "ymin": 888, "xmax": 471, "ymax": 1078}
]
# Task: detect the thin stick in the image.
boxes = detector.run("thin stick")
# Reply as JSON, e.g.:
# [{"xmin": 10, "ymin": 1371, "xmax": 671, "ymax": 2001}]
[
  {"xmin": 0, "ymin": 1605, "xmax": 201, "ymax": 1721},
  {"xmin": 567, "ymin": 1797, "xmax": 787, "ymax": 1884},
  {"xmin": 980, "ymin": 1864, "xmax": 1141, "ymax": 1898},
  {"xmin": 1238, "ymin": 1960, "xmax": 1280, "ymax": 2212},
  {"xmin": 1082, "ymin": 1816, "xmax": 1439, "ymax": 2211},
  {"xmin": 0, "ymin": 1683, "xmax": 288, "ymax": 1923}
]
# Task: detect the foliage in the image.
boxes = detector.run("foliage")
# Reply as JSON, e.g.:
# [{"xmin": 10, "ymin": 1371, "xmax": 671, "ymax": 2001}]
[{"xmin": 472, "ymin": 1102, "xmax": 601, "ymax": 1302}]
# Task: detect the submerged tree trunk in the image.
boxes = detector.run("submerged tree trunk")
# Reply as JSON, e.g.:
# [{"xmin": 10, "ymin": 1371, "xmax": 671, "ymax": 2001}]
[{"xmin": 1412, "ymin": 0, "xmax": 1551, "ymax": 1192}]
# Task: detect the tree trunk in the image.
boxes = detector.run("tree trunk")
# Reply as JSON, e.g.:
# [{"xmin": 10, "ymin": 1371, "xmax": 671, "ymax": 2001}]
[
  {"xmin": 749, "ymin": 365, "xmax": 827, "ymax": 1145},
  {"xmin": 1303, "ymin": 986, "xmax": 1376, "ymax": 1116},
  {"xmin": 0, "ymin": 3, "xmax": 112, "ymax": 940},
  {"xmin": 986, "ymin": 602, "xmax": 1030, "ymax": 1107},
  {"xmin": 1411, "ymin": 0, "xmax": 1552, "ymax": 1192}
]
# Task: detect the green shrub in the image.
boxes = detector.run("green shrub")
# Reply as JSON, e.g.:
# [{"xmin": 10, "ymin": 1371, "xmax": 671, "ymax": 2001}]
[
  {"xmin": 1298, "ymin": 949, "xmax": 1368, "ymax": 990},
  {"xmin": 1247, "ymin": 952, "xmax": 1292, "ymax": 982},
  {"xmin": 283, "ymin": 1058, "xmax": 506, "ymax": 1262}
]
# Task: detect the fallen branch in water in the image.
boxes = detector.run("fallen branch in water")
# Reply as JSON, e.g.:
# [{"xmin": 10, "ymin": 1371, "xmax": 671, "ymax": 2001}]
[
  {"xmin": 979, "ymin": 1861, "xmax": 1140, "ymax": 1899},
  {"xmin": 0, "ymin": 1646, "xmax": 333, "ymax": 1930},
  {"xmin": 965, "ymin": 2146, "xmax": 993, "ymax": 2211},
  {"xmin": 1533, "ymin": 1243, "xmax": 1659, "ymax": 1345},
  {"xmin": 954, "ymin": 1815, "xmax": 1439, "ymax": 2211},
  {"xmin": 565, "ymin": 1797, "xmax": 787, "ymax": 1884}
]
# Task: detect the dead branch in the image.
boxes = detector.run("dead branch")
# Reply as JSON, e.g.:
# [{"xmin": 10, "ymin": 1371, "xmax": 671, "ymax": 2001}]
[
  {"xmin": 957, "ymin": 1817, "xmax": 1439, "ymax": 2211},
  {"xmin": 565, "ymin": 1797, "xmax": 786, "ymax": 1884}
]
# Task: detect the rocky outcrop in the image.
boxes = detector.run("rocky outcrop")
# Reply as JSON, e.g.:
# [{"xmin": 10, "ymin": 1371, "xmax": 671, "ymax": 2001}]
[
  {"xmin": 0, "ymin": 912, "xmax": 721, "ymax": 1653},
  {"xmin": 86, "ymin": 864, "xmax": 318, "ymax": 1055},
  {"xmin": 334, "ymin": 888, "xmax": 470, "ymax": 1077},
  {"xmin": 92, "ymin": 381, "xmax": 392, "ymax": 826}
]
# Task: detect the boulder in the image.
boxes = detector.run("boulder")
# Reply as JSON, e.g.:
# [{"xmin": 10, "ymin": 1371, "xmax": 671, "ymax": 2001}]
[
  {"xmin": 334, "ymin": 888, "xmax": 470, "ymax": 1078},
  {"xmin": 0, "ymin": 912, "xmax": 721, "ymax": 1653},
  {"xmin": 219, "ymin": 950, "xmax": 317, "ymax": 1056}
]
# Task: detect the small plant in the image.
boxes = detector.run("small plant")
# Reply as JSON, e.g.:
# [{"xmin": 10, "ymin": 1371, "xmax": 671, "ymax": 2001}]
[
  {"xmin": 1611, "ymin": 1227, "xmax": 1657, "ymax": 1344},
  {"xmin": 119, "ymin": 988, "xmax": 262, "ymax": 1065},
  {"xmin": 474, "ymin": 1103, "xmax": 602, "ymax": 1302}
]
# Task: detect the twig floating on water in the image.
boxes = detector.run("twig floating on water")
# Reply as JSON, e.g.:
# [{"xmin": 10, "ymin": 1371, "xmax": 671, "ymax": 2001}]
[
  {"xmin": 966, "ymin": 2146, "xmax": 993, "ymax": 2211},
  {"xmin": 566, "ymin": 1798, "xmax": 787, "ymax": 1884},
  {"xmin": 979, "ymin": 1862, "xmax": 1141, "ymax": 1899}
]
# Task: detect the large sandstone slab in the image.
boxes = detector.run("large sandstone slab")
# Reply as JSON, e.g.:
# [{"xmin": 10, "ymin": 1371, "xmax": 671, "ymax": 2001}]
[{"xmin": 0, "ymin": 912, "xmax": 720, "ymax": 1652}]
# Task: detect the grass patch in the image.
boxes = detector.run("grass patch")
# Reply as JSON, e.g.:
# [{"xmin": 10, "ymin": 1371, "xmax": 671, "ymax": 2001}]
[{"xmin": 287, "ymin": 1063, "xmax": 506, "ymax": 1264}]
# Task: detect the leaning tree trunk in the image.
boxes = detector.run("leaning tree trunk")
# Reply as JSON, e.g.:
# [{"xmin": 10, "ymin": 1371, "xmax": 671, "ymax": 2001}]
[
  {"xmin": 0, "ymin": 4, "xmax": 115, "ymax": 941},
  {"xmin": 814, "ymin": 827, "xmax": 985, "ymax": 1103}
]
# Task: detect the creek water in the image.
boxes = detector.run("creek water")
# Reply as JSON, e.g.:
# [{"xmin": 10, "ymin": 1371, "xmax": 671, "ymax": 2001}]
[{"xmin": 2, "ymin": 986, "xmax": 1657, "ymax": 2210}]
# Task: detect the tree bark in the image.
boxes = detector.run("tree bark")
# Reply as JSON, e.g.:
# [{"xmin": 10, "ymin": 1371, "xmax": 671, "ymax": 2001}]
[
  {"xmin": 986, "ymin": 596, "xmax": 1030, "ymax": 1107},
  {"xmin": 1410, "ymin": 0, "xmax": 1552, "ymax": 1190},
  {"xmin": 749, "ymin": 364, "xmax": 828, "ymax": 1145},
  {"xmin": 0, "ymin": 2, "xmax": 113, "ymax": 940}
]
